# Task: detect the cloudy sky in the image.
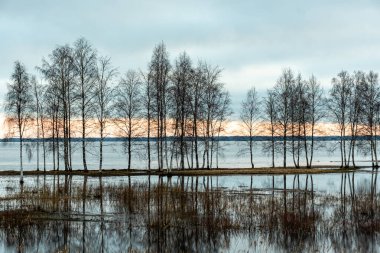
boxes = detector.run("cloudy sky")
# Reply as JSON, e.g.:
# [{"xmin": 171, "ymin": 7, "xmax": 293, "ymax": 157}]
[{"xmin": 1, "ymin": 0, "xmax": 380, "ymax": 114}]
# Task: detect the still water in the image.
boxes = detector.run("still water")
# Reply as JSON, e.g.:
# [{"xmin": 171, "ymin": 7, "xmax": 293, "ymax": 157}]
[
  {"xmin": 0, "ymin": 171, "xmax": 379, "ymax": 253},
  {"xmin": 0, "ymin": 140, "xmax": 379, "ymax": 252},
  {"xmin": 0, "ymin": 140, "xmax": 374, "ymax": 171}
]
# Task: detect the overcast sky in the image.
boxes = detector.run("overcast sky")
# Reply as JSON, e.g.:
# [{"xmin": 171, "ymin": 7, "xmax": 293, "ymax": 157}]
[{"xmin": 1, "ymin": 0, "xmax": 380, "ymax": 114}]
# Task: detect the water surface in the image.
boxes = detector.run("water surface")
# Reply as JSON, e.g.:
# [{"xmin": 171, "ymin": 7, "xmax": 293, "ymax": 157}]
[{"xmin": 0, "ymin": 171, "xmax": 379, "ymax": 252}]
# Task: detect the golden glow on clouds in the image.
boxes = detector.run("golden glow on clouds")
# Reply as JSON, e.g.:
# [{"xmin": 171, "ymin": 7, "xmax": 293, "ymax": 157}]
[{"xmin": 1, "ymin": 117, "xmax": 345, "ymax": 139}]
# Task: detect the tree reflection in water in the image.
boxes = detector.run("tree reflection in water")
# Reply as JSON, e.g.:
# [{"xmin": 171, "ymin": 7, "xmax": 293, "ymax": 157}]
[{"xmin": 0, "ymin": 172, "xmax": 379, "ymax": 252}]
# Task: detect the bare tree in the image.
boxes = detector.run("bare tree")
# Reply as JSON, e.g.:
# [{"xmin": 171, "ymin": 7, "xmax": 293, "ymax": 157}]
[
  {"xmin": 141, "ymin": 71, "xmax": 154, "ymax": 171},
  {"xmin": 214, "ymin": 89, "xmax": 232, "ymax": 168},
  {"xmin": 73, "ymin": 38, "xmax": 97, "ymax": 172},
  {"xmin": 169, "ymin": 52, "xmax": 193, "ymax": 169},
  {"xmin": 328, "ymin": 71, "xmax": 352, "ymax": 168},
  {"xmin": 5, "ymin": 61, "xmax": 33, "ymax": 183},
  {"xmin": 272, "ymin": 69, "xmax": 295, "ymax": 168},
  {"xmin": 43, "ymin": 84, "xmax": 60, "ymax": 170},
  {"xmin": 189, "ymin": 62, "xmax": 206, "ymax": 169},
  {"xmin": 303, "ymin": 75, "xmax": 324, "ymax": 167},
  {"xmin": 290, "ymin": 74, "xmax": 304, "ymax": 168},
  {"xmin": 40, "ymin": 45, "xmax": 76, "ymax": 171},
  {"xmin": 114, "ymin": 70, "xmax": 142, "ymax": 170},
  {"xmin": 360, "ymin": 71, "xmax": 380, "ymax": 167},
  {"xmin": 31, "ymin": 76, "xmax": 41, "ymax": 171},
  {"xmin": 348, "ymin": 71, "xmax": 365, "ymax": 166},
  {"xmin": 240, "ymin": 87, "xmax": 260, "ymax": 168},
  {"xmin": 199, "ymin": 64, "xmax": 231, "ymax": 169},
  {"xmin": 264, "ymin": 90, "xmax": 277, "ymax": 168},
  {"xmin": 36, "ymin": 80, "xmax": 48, "ymax": 172},
  {"xmin": 148, "ymin": 42, "xmax": 171, "ymax": 170},
  {"xmin": 95, "ymin": 56, "xmax": 117, "ymax": 171}
]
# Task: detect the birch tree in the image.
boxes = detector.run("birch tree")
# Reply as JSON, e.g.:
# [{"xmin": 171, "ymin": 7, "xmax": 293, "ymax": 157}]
[
  {"xmin": 149, "ymin": 42, "xmax": 171, "ymax": 170},
  {"xmin": 95, "ymin": 56, "xmax": 117, "ymax": 171},
  {"xmin": 272, "ymin": 69, "xmax": 295, "ymax": 168},
  {"xmin": 240, "ymin": 87, "xmax": 260, "ymax": 168},
  {"xmin": 328, "ymin": 71, "xmax": 353, "ymax": 168},
  {"xmin": 5, "ymin": 61, "xmax": 33, "ymax": 183},
  {"xmin": 114, "ymin": 70, "xmax": 142, "ymax": 170},
  {"xmin": 73, "ymin": 38, "xmax": 97, "ymax": 172}
]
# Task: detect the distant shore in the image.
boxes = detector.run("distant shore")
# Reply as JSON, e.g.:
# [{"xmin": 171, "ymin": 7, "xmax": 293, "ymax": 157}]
[
  {"xmin": 0, "ymin": 166, "xmax": 367, "ymax": 177},
  {"xmin": 0, "ymin": 136, "xmax": 376, "ymax": 142}
]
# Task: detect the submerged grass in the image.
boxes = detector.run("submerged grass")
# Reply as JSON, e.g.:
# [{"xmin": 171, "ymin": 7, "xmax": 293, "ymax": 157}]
[{"xmin": 0, "ymin": 174, "xmax": 379, "ymax": 252}]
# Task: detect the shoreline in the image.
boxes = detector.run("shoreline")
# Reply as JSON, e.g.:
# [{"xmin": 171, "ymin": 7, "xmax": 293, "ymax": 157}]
[{"xmin": 0, "ymin": 166, "xmax": 368, "ymax": 177}]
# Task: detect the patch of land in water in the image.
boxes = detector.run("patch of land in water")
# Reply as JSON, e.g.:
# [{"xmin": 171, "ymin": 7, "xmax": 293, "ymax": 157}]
[{"xmin": 0, "ymin": 165, "xmax": 366, "ymax": 177}]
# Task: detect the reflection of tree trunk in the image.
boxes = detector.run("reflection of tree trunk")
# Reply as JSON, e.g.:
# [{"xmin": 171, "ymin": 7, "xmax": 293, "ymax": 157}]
[
  {"xmin": 17, "ymin": 183, "xmax": 24, "ymax": 253},
  {"xmin": 351, "ymin": 172, "xmax": 356, "ymax": 212},
  {"xmin": 147, "ymin": 175, "xmax": 151, "ymax": 252},
  {"xmin": 99, "ymin": 176, "xmax": 104, "ymax": 253},
  {"xmin": 310, "ymin": 176, "xmax": 314, "ymax": 215},
  {"xmin": 82, "ymin": 176, "xmax": 88, "ymax": 253},
  {"xmin": 64, "ymin": 175, "xmax": 69, "ymax": 252},
  {"xmin": 305, "ymin": 175, "xmax": 308, "ymax": 215},
  {"xmin": 341, "ymin": 173, "xmax": 347, "ymax": 231},
  {"xmin": 157, "ymin": 176, "xmax": 163, "ymax": 250},
  {"xmin": 249, "ymin": 176, "xmax": 253, "ymax": 232},
  {"xmin": 370, "ymin": 168, "xmax": 378, "ymax": 218},
  {"xmin": 272, "ymin": 175, "xmax": 275, "ymax": 203},
  {"xmin": 283, "ymin": 175, "xmax": 287, "ymax": 215},
  {"xmin": 195, "ymin": 176, "xmax": 199, "ymax": 252},
  {"xmin": 292, "ymin": 175, "xmax": 296, "ymax": 213},
  {"xmin": 128, "ymin": 176, "xmax": 132, "ymax": 251}
]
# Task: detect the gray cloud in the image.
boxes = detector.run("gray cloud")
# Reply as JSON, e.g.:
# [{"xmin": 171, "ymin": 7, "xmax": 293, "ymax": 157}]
[{"xmin": 1, "ymin": 0, "xmax": 380, "ymax": 115}]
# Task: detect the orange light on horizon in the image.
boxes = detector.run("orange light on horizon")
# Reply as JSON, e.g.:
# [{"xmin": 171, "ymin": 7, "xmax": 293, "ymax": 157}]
[{"xmin": 1, "ymin": 116, "xmax": 348, "ymax": 139}]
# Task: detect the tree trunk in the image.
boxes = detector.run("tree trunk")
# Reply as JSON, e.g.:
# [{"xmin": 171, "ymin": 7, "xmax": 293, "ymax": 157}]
[
  {"xmin": 99, "ymin": 122, "xmax": 103, "ymax": 172},
  {"xmin": 283, "ymin": 127, "xmax": 287, "ymax": 168},
  {"xmin": 249, "ymin": 136, "xmax": 254, "ymax": 169},
  {"xmin": 19, "ymin": 134, "xmax": 24, "ymax": 184},
  {"xmin": 82, "ymin": 108, "xmax": 88, "ymax": 171},
  {"xmin": 128, "ymin": 125, "xmax": 132, "ymax": 171}
]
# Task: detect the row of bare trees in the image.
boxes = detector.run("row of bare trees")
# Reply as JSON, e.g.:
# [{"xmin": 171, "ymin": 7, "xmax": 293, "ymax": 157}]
[
  {"xmin": 240, "ymin": 69, "xmax": 380, "ymax": 169},
  {"xmin": 5, "ymin": 39, "xmax": 380, "ymax": 183},
  {"xmin": 263, "ymin": 69, "xmax": 325, "ymax": 169},
  {"xmin": 4, "ymin": 38, "xmax": 231, "ymax": 181},
  {"xmin": 328, "ymin": 71, "xmax": 380, "ymax": 168}
]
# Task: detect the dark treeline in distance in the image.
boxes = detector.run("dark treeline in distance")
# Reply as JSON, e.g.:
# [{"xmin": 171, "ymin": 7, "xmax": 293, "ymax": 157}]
[{"xmin": 4, "ymin": 38, "xmax": 380, "ymax": 181}]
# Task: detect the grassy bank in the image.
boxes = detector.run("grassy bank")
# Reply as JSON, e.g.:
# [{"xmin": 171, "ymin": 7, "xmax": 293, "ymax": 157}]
[{"xmin": 0, "ymin": 165, "xmax": 362, "ymax": 177}]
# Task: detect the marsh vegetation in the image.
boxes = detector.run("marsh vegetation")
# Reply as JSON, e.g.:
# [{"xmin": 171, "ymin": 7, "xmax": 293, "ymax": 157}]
[{"xmin": 0, "ymin": 171, "xmax": 379, "ymax": 252}]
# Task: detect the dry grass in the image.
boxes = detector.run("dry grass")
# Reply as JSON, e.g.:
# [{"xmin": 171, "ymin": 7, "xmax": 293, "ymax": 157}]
[{"xmin": 0, "ymin": 165, "xmax": 360, "ymax": 177}]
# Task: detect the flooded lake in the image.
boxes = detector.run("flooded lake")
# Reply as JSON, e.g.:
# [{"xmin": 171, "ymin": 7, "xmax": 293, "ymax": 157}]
[
  {"xmin": 0, "ymin": 171, "xmax": 379, "ymax": 253},
  {"xmin": 0, "ymin": 140, "xmax": 375, "ymax": 171},
  {"xmin": 0, "ymin": 140, "xmax": 379, "ymax": 252}
]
